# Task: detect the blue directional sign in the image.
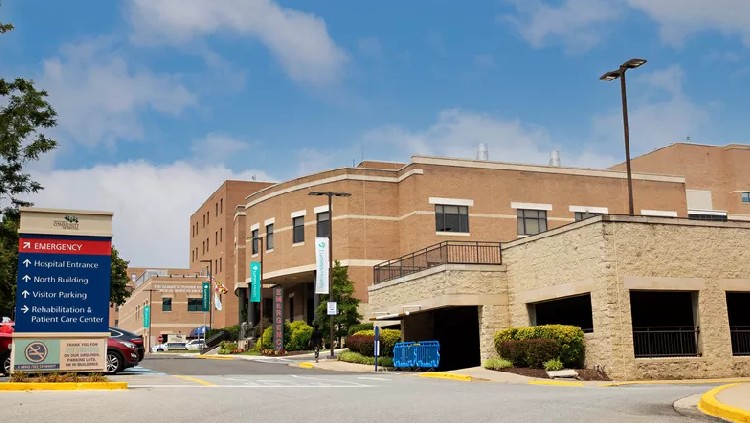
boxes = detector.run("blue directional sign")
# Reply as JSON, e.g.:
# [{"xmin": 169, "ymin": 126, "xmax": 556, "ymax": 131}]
[{"xmin": 14, "ymin": 235, "xmax": 112, "ymax": 333}]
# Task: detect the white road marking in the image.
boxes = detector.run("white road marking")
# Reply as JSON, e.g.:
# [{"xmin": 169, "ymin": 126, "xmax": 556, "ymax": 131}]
[
  {"xmin": 129, "ymin": 384, "xmax": 374, "ymax": 389},
  {"xmin": 357, "ymin": 377, "xmax": 391, "ymax": 381},
  {"xmin": 290, "ymin": 375, "xmax": 370, "ymax": 386}
]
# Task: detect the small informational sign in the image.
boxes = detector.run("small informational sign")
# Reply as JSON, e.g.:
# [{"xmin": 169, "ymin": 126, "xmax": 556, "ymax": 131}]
[
  {"xmin": 327, "ymin": 301, "xmax": 337, "ymax": 316},
  {"xmin": 144, "ymin": 305, "xmax": 150, "ymax": 328},
  {"xmin": 201, "ymin": 282, "xmax": 210, "ymax": 312},
  {"xmin": 374, "ymin": 326, "xmax": 381, "ymax": 372},
  {"xmin": 273, "ymin": 286, "xmax": 284, "ymax": 352},
  {"xmin": 250, "ymin": 262, "xmax": 261, "ymax": 303},
  {"xmin": 13, "ymin": 338, "xmax": 106, "ymax": 372}
]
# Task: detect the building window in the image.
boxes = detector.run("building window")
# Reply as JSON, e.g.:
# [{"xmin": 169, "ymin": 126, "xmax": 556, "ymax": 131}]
[
  {"xmin": 317, "ymin": 212, "xmax": 330, "ymax": 237},
  {"xmin": 689, "ymin": 213, "xmax": 728, "ymax": 222},
  {"xmin": 215, "ymin": 203, "xmax": 218, "ymax": 216},
  {"xmin": 162, "ymin": 298, "xmax": 172, "ymax": 312},
  {"xmin": 202, "ymin": 240, "xmax": 205, "ymax": 254},
  {"xmin": 219, "ymin": 257, "xmax": 222, "ymax": 273},
  {"xmin": 742, "ymin": 192, "xmax": 750, "ymax": 204},
  {"xmin": 187, "ymin": 298, "xmax": 202, "ymax": 312},
  {"xmin": 251, "ymin": 229, "xmax": 259, "ymax": 255},
  {"xmin": 574, "ymin": 212, "xmax": 600, "ymax": 221},
  {"xmin": 220, "ymin": 198, "xmax": 223, "ymax": 213},
  {"xmin": 206, "ymin": 238, "xmax": 209, "ymax": 252},
  {"xmin": 220, "ymin": 228, "xmax": 223, "ymax": 242},
  {"xmin": 517, "ymin": 209, "xmax": 547, "ymax": 236},
  {"xmin": 215, "ymin": 231, "xmax": 218, "ymax": 245},
  {"xmin": 207, "ymin": 212, "xmax": 209, "ymax": 225},
  {"xmin": 435, "ymin": 205, "xmax": 469, "ymax": 233},
  {"xmin": 266, "ymin": 224, "xmax": 274, "ymax": 250},
  {"xmin": 293, "ymin": 216, "xmax": 305, "ymax": 243},
  {"xmin": 202, "ymin": 215, "xmax": 205, "ymax": 228}
]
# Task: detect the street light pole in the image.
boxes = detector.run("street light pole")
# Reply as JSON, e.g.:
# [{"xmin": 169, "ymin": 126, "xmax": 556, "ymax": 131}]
[
  {"xmin": 250, "ymin": 235, "xmax": 264, "ymax": 344},
  {"xmin": 600, "ymin": 58, "xmax": 647, "ymax": 216},
  {"xmin": 200, "ymin": 259, "xmax": 213, "ymax": 330},
  {"xmin": 144, "ymin": 288, "xmax": 156, "ymax": 351},
  {"xmin": 308, "ymin": 190, "xmax": 352, "ymax": 359}
]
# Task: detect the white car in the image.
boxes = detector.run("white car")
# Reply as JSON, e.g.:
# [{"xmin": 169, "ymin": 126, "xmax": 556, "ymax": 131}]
[
  {"xmin": 186, "ymin": 339, "xmax": 205, "ymax": 351},
  {"xmin": 151, "ymin": 343, "xmax": 167, "ymax": 352}
]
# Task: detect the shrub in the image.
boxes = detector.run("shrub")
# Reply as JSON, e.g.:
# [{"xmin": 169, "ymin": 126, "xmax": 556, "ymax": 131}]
[
  {"xmin": 498, "ymin": 339, "xmax": 560, "ymax": 368},
  {"xmin": 338, "ymin": 351, "xmax": 394, "ymax": 367},
  {"xmin": 287, "ymin": 321, "xmax": 313, "ymax": 351},
  {"xmin": 219, "ymin": 341, "xmax": 242, "ymax": 354},
  {"xmin": 543, "ymin": 358, "xmax": 564, "ymax": 372},
  {"xmin": 483, "ymin": 357, "xmax": 513, "ymax": 371},
  {"xmin": 207, "ymin": 325, "xmax": 241, "ymax": 342},
  {"xmin": 494, "ymin": 325, "xmax": 585, "ymax": 368},
  {"xmin": 351, "ymin": 328, "xmax": 401, "ymax": 357},
  {"xmin": 346, "ymin": 334, "xmax": 374, "ymax": 355},
  {"xmin": 348, "ymin": 323, "xmax": 374, "ymax": 336},
  {"xmin": 261, "ymin": 322, "xmax": 292, "ymax": 351}
]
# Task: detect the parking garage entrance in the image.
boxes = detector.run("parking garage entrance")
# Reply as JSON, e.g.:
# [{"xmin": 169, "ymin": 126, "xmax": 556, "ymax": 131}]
[{"xmin": 402, "ymin": 306, "xmax": 480, "ymax": 371}]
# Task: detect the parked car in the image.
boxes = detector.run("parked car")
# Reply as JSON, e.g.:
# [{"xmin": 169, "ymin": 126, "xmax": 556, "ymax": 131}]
[
  {"xmin": 185, "ymin": 339, "xmax": 204, "ymax": 351},
  {"xmin": 0, "ymin": 322, "xmax": 13, "ymax": 376},
  {"xmin": 109, "ymin": 327, "xmax": 145, "ymax": 361},
  {"xmin": 151, "ymin": 343, "xmax": 166, "ymax": 352}
]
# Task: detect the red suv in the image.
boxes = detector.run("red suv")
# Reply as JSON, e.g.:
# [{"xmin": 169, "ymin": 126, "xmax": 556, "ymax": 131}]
[{"xmin": 1, "ymin": 322, "xmax": 139, "ymax": 375}]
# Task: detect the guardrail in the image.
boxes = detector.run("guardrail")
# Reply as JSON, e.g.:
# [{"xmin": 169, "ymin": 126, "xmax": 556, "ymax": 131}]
[
  {"xmin": 393, "ymin": 341, "xmax": 440, "ymax": 370},
  {"xmin": 731, "ymin": 326, "xmax": 750, "ymax": 356},
  {"xmin": 632, "ymin": 326, "xmax": 700, "ymax": 358},
  {"xmin": 200, "ymin": 330, "xmax": 227, "ymax": 354},
  {"xmin": 373, "ymin": 241, "xmax": 502, "ymax": 284}
]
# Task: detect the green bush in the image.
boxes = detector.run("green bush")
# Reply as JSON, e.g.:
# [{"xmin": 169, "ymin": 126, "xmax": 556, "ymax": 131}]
[
  {"xmin": 346, "ymin": 335, "xmax": 373, "ymax": 355},
  {"xmin": 498, "ymin": 339, "xmax": 560, "ymax": 368},
  {"xmin": 543, "ymin": 358, "xmax": 564, "ymax": 372},
  {"xmin": 348, "ymin": 323, "xmax": 374, "ymax": 336},
  {"xmin": 261, "ymin": 322, "xmax": 292, "ymax": 350},
  {"xmin": 483, "ymin": 357, "xmax": 513, "ymax": 371},
  {"xmin": 494, "ymin": 325, "xmax": 585, "ymax": 368},
  {"xmin": 218, "ymin": 341, "xmax": 238, "ymax": 354},
  {"xmin": 338, "ymin": 351, "xmax": 394, "ymax": 367},
  {"xmin": 351, "ymin": 328, "xmax": 401, "ymax": 357},
  {"xmin": 207, "ymin": 325, "xmax": 241, "ymax": 342},
  {"xmin": 287, "ymin": 321, "xmax": 313, "ymax": 351}
]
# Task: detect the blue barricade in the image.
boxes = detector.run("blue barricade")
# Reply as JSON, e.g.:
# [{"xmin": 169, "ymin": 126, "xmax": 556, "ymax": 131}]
[{"xmin": 392, "ymin": 340, "xmax": 440, "ymax": 370}]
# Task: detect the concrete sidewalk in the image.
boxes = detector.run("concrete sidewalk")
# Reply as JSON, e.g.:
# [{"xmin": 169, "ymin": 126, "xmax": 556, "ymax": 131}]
[{"xmin": 699, "ymin": 382, "xmax": 750, "ymax": 423}]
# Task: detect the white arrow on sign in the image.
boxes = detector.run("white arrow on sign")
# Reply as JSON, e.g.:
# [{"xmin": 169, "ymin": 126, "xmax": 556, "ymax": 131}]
[
  {"xmin": 22, "ymin": 275, "xmax": 30, "ymax": 282},
  {"xmin": 23, "ymin": 241, "xmax": 30, "ymax": 248},
  {"xmin": 21, "ymin": 290, "xmax": 30, "ymax": 299},
  {"xmin": 21, "ymin": 305, "xmax": 28, "ymax": 314},
  {"xmin": 22, "ymin": 259, "xmax": 30, "ymax": 267}
]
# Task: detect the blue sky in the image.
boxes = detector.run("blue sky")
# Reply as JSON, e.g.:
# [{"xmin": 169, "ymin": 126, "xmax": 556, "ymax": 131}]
[{"xmin": 1, "ymin": 0, "xmax": 749, "ymax": 268}]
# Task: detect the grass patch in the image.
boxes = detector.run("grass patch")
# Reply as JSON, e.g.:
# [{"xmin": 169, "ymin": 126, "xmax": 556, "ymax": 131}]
[
  {"xmin": 338, "ymin": 351, "xmax": 393, "ymax": 367},
  {"xmin": 483, "ymin": 357, "xmax": 513, "ymax": 371},
  {"xmin": 237, "ymin": 350, "xmax": 261, "ymax": 356},
  {"xmin": 9, "ymin": 372, "xmax": 109, "ymax": 383}
]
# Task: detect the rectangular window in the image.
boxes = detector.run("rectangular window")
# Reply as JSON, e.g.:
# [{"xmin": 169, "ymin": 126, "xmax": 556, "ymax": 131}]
[
  {"xmin": 251, "ymin": 229, "xmax": 259, "ymax": 255},
  {"xmin": 435, "ymin": 205, "xmax": 469, "ymax": 233},
  {"xmin": 220, "ymin": 228, "xmax": 223, "ymax": 242},
  {"xmin": 266, "ymin": 224, "xmax": 274, "ymax": 250},
  {"xmin": 517, "ymin": 209, "xmax": 548, "ymax": 236},
  {"xmin": 215, "ymin": 203, "xmax": 218, "ymax": 216},
  {"xmin": 689, "ymin": 213, "xmax": 728, "ymax": 222},
  {"xmin": 215, "ymin": 231, "xmax": 218, "ymax": 245},
  {"xmin": 219, "ymin": 257, "xmax": 222, "ymax": 273},
  {"xmin": 187, "ymin": 298, "xmax": 202, "ymax": 312},
  {"xmin": 206, "ymin": 238, "xmax": 209, "ymax": 252},
  {"xmin": 574, "ymin": 212, "xmax": 600, "ymax": 221},
  {"xmin": 202, "ymin": 241, "xmax": 205, "ymax": 254},
  {"xmin": 220, "ymin": 198, "xmax": 223, "ymax": 213},
  {"xmin": 316, "ymin": 212, "xmax": 330, "ymax": 237},
  {"xmin": 202, "ymin": 215, "xmax": 205, "ymax": 228},
  {"xmin": 207, "ymin": 212, "xmax": 209, "ymax": 225},
  {"xmin": 162, "ymin": 298, "xmax": 172, "ymax": 312},
  {"xmin": 742, "ymin": 192, "xmax": 750, "ymax": 204},
  {"xmin": 293, "ymin": 216, "xmax": 305, "ymax": 243}
]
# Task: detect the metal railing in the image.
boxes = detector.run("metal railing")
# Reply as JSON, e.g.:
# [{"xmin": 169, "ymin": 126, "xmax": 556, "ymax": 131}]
[
  {"xmin": 200, "ymin": 330, "xmax": 227, "ymax": 354},
  {"xmin": 373, "ymin": 241, "xmax": 502, "ymax": 284},
  {"xmin": 731, "ymin": 326, "xmax": 750, "ymax": 356},
  {"xmin": 632, "ymin": 326, "xmax": 700, "ymax": 358}
]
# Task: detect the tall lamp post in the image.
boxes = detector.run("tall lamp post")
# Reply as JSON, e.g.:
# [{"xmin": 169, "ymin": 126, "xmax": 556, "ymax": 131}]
[
  {"xmin": 308, "ymin": 190, "xmax": 351, "ymax": 359},
  {"xmin": 199, "ymin": 259, "xmax": 213, "ymax": 333},
  {"xmin": 600, "ymin": 57, "xmax": 647, "ymax": 216},
  {"xmin": 144, "ymin": 288, "xmax": 157, "ymax": 351},
  {"xmin": 249, "ymin": 235, "xmax": 264, "ymax": 342}
]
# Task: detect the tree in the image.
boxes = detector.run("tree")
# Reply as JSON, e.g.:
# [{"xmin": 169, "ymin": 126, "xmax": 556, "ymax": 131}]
[
  {"xmin": 314, "ymin": 261, "xmax": 363, "ymax": 345},
  {"xmin": 110, "ymin": 246, "xmax": 131, "ymax": 306},
  {"xmin": 0, "ymin": 211, "xmax": 19, "ymax": 318}
]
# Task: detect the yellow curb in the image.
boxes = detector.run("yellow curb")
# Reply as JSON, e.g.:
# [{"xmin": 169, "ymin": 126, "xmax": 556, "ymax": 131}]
[
  {"xmin": 603, "ymin": 378, "xmax": 750, "ymax": 387},
  {"xmin": 298, "ymin": 362, "xmax": 315, "ymax": 369},
  {"xmin": 528, "ymin": 380, "xmax": 585, "ymax": 387},
  {"xmin": 196, "ymin": 355, "xmax": 235, "ymax": 360},
  {"xmin": 418, "ymin": 372, "xmax": 473, "ymax": 382},
  {"xmin": 698, "ymin": 383, "xmax": 750, "ymax": 423},
  {"xmin": 173, "ymin": 375, "xmax": 216, "ymax": 387},
  {"xmin": 0, "ymin": 382, "xmax": 127, "ymax": 391}
]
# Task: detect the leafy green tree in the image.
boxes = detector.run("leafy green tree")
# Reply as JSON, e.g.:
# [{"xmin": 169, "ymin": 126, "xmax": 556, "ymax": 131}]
[
  {"xmin": 110, "ymin": 246, "xmax": 131, "ymax": 306},
  {"xmin": 314, "ymin": 261, "xmax": 363, "ymax": 346},
  {"xmin": 0, "ymin": 211, "xmax": 19, "ymax": 317}
]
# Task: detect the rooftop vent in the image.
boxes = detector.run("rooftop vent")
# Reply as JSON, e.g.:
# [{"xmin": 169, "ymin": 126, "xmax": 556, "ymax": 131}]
[
  {"xmin": 549, "ymin": 150, "xmax": 561, "ymax": 167},
  {"xmin": 476, "ymin": 143, "xmax": 489, "ymax": 161}
]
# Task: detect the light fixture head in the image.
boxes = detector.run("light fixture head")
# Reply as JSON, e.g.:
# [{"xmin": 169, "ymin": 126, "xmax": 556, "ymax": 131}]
[
  {"xmin": 599, "ymin": 70, "xmax": 621, "ymax": 81},
  {"xmin": 623, "ymin": 58, "xmax": 647, "ymax": 69}
]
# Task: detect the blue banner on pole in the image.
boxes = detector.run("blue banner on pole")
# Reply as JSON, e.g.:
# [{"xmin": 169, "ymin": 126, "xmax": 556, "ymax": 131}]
[{"xmin": 250, "ymin": 261, "xmax": 261, "ymax": 303}]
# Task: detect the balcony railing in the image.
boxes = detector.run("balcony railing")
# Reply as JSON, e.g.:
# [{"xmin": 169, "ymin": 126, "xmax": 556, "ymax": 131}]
[
  {"xmin": 373, "ymin": 241, "xmax": 502, "ymax": 284},
  {"xmin": 731, "ymin": 326, "xmax": 750, "ymax": 356},
  {"xmin": 632, "ymin": 326, "xmax": 700, "ymax": 358}
]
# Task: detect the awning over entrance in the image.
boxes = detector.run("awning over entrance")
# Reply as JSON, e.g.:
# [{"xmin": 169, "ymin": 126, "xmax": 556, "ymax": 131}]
[{"xmin": 189, "ymin": 326, "xmax": 210, "ymax": 337}]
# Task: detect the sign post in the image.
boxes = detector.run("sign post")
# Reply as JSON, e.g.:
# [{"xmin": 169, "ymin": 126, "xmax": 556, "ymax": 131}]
[
  {"xmin": 374, "ymin": 326, "xmax": 380, "ymax": 373},
  {"xmin": 11, "ymin": 208, "xmax": 113, "ymax": 374},
  {"xmin": 272, "ymin": 286, "xmax": 284, "ymax": 352}
]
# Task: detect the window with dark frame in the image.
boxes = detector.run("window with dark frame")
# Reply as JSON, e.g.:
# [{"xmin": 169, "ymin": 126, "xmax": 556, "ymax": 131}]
[
  {"xmin": 251, "ymin": 228, "xmax": 259, "ymax": 255},
  {"xmin": 517, "ymin": 209, "xmax": 548, "ymax": 236},
  {"xmin": 219, "ymin": 257, "xmax": 222, "ymax": 273},
  {"xmin": 187, "ymin": 298, "xmax": 202, "ymax": 312},
  {"xmin": 689, "ymin": 213, "xmax": 728, "ymax": 222},
  {"xmin": 215, "ymin": 203, "xmax": 218, "ymax": 216},
  {"xmin": 435, "ymin": 205, "xmax": 469, "ymax": 233},
  {"xmin": 162, "ymin": 298, "xmax": 172, "ymax": 312},
  {"xmin": 266, "ymin": 224, "xmax": 274, "ymax": 250},
  {"xmin": 742, "ymin": 192, "xmax": 750, "ymax": 204},
  {"xmin": 293, "ymin": 216, "xmax": 305, "ymax": 243},
  {"xmin": 574, "ymin": 212, "xmax": 600, "ymax": 221},
  {"xmin": 220, "ymin": 198, "xmax": 223, "ymax": 213},
  {"xmin": 220, "ymin": 228, "xmax": 223, "ymax": 242},
  {"xmin": 317, "ymin": 212, "xmax": 330, "ymax": 237}
]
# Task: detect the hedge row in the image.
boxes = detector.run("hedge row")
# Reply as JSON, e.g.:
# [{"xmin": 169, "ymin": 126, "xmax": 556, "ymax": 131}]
[
  {"xmin": 497, "ymin": 339, "xmax": 560, "ymax": 368},
  {"xmin": 338, "ymin": 351, "xmax": 394, "ymax": 367},
  {"xmin": 494, "ymin": 325, "xmax": 585, "ymax": 368},
  {"xmin": 350, "ymin": 329, "xmax": 401, "ymax": 357}
]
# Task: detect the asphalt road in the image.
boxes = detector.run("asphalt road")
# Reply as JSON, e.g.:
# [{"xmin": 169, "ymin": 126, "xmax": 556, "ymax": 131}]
[{"xmin": 0, "ymin": 355, "xmax": 723, "ymax": 422}]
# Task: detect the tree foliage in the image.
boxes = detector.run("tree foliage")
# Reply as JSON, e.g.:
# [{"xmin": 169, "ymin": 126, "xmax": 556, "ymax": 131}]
[
  {"xmin": 314, "ymin": 261, "xmax": 363, "ymax": 344},
  {"xmin": 110, "ymin": 245, "xmax": 131, "ymax": 306}
]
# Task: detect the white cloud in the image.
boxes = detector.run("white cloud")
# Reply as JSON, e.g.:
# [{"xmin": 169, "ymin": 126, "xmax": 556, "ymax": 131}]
[
  {"xmin": 503, "ymin": 0, "xmax": 623, "ymax": 53},
  {"xmin": 38, "ymin": 38, "xmax": 196, "ymax": 148},
  {"xmin": 128, "ymin": 0, "xmax": 347, "ymax": 86},
  {"xmin": 24, "ymin": 161, "xmax": 274, "ymax": 268},
  {"xmin": 628, "ymin": 0, "xmax": 750, "ymax": 46},
  {"xmin": 190, "ymin": 133, "xmax": 253, "ymax": 165}
]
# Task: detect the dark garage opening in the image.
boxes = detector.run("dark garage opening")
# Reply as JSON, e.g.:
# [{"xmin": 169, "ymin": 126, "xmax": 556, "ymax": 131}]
[
  {"xmin": 532, "ymin": 294, "xmax": 594, "ymax": 333},
  {"xmin": 433, "ymin": 307, "xmax": 480, "ymax": 371},
  {"xmin": 727, "ymin": 292, "xmax": 750, "ymax": 356},
  {"xmin": 629, "ymin": 291, "xmax": 699, "ymax": 358}
]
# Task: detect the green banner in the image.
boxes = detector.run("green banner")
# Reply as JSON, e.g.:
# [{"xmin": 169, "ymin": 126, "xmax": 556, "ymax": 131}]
[
  {"xmin": 250, "ymin": 261, "xmax": 261, "ymax": 303},
  {"xmin": 202, "ymin": 282, "xmax": 210, "ymax": 312},
  {"xmin": 144, "ymin": 305, "xmax": 151, "ymax": 327}
]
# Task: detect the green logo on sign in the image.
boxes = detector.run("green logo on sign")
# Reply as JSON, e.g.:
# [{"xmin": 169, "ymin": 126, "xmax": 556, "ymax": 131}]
[
  {"xmin": 64, "ymin": 215, "xmax": 79, "ymax": 223},
  {"xmin": 202, "ymin": 282, "xmax": 210, "ymax": 312}
]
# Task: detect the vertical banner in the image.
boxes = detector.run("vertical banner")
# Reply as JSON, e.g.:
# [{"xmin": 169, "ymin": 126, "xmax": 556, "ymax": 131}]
[
  {"xmin": 201, "ymin": 282, "xmax": 210, "ymax": 312},
  {"xmin": 144, "ymin": 305, "xmax": 151, "ymax": 327},
  {"xmin": 314, "ymin": 237, "xmax": 330, "ymax": 294},
  {"xmin": 273, "ymin": 286, "xmax": 284, "ymax": 352},
  {"xmin": 250, "ymin": 261, "xmax": 261, "ymax": 303}
]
